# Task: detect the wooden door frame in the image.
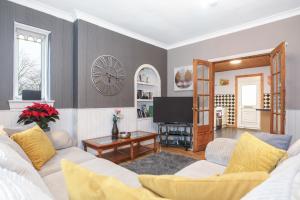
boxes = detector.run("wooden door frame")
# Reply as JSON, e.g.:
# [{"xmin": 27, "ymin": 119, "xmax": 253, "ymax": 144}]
[{"xmin": 234, "ymin": 73, "xmax": 264, "ymax": 128}]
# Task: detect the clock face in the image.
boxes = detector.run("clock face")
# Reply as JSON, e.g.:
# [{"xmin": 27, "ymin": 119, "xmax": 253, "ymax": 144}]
[{"xmin": 91, "ymin": 55, "xmax": 126, "ymax": 96}]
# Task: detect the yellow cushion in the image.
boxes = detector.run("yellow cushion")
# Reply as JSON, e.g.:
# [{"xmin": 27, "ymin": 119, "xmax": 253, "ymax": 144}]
[
  {"xmin": 225, "ymin": 133, "xmax": 286, "ymax": 174},
  {"xmin": 61, "ymin": 160, "xmax": 168, "ymax": 200},
  {"xmin": 11, "ymin": 125, "xmax": 56, "ymax": 170},
  {"xmin": 139, "ymin": 172, "xmax": 269, "ymax": 200}
]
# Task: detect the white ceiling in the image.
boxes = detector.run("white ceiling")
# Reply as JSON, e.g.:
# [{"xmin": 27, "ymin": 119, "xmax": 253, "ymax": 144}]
[{"xmin": 10, "ymin": 0, "xmax": 300, "ymax": 49}]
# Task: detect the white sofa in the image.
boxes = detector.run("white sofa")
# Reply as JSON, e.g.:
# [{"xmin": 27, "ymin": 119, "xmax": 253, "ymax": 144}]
[{"xmin": 1, "ymin": 130, "xmax": 300, "ymax": 200}]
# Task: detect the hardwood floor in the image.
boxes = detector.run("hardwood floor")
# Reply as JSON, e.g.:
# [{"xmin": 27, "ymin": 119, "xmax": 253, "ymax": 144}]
[
  {"xmin": 159, "ymin": 145, "xmax": 205, "ymax": 160},
  {"xmin": 215, "ymin": 127, "xmax": 260, "ymax": 139},
  {"xmin": 145, "ymin": 144, "xmax": 205, "ymax": 160}
]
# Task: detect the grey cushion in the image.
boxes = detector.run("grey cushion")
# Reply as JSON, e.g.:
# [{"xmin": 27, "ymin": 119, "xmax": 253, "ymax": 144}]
[
  {"xmin": 205, "ymin": 138, "xmax": 237, "ymax": 166},
  {"xmin": 252, "ymin": 132, "xmax": 292, "ymax": 150},
  {"xmin": 48, "ymin": 130, "xmax": 73, "ymax": 150}
]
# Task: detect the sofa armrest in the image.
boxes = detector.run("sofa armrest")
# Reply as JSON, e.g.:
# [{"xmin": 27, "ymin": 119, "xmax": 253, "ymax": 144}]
[{"xmin": 205, "ymin": 138, "xmax": 237, "ymax": 166}]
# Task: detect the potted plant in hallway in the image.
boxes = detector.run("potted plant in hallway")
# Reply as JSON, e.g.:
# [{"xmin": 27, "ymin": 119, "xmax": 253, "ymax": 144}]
[
  {"xmin": 17, "ymin": 103, "xmax": 59, "ymax": 132},
  {"xmin": 112, "ymin": 110, "xmax": 122, "ymax": 140}
]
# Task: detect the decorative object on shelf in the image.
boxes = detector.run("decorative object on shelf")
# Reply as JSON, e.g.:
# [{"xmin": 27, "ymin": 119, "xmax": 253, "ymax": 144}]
[
  {"xmin": 148, "ymin": 106, "xmax": 153, "ymax": 117},
  {"xmin": 17, "ymin": 103, "xmax": 59, "ymax": 132},
  {"xmin": 137, "ymin": 105, "xmax": 151, "ymax": 118},
  {"xmin": 119, "ymin": 131, "xmax": 131, "ymax": 139},
  {"xmin": 91, "ymin": 55, "xmax": 126, "ymax": 96},
  {"xmin": 174, "ymin": 65, "xmax": 193, "ymax": 91},
  {"xmin": 112, "ymin": 109, "xmax": 123, "ymax": 139},
  {"xmin": 219, "ymin": 79, "xmax": 229, "ymax": 86},
  {"xmin": 137, "ymin": 90, "xmax": 143, "ymax": 99},
  {"xmin": 138, "ymin": 69, "xmax": 151, "ymax": 83},
  {"xmin": 140, "ymin": 91, "xmax": 153, "ymax": 100},
  {"xmin": 137, "ymin": 109, "xmax": 142, "ymax": 118}
]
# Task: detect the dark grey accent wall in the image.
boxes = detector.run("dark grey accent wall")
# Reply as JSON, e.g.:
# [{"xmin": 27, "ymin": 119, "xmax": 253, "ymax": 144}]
[
  {"xmin": 168, "ymin": 15, "xmax": 300, "ymax": 110},
  {"xmin": 0, "ymin": 0, "xmax": 73, "ymax": 109},
  {"xmin": 74, "ymin": 20, "xmax": 167, "ymax": 108}
]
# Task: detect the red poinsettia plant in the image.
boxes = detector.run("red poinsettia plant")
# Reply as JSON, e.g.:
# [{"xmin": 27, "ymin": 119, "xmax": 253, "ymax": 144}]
[{"xmin": 17, "ymin": 103, "xmax": 59, "ymax": 131}]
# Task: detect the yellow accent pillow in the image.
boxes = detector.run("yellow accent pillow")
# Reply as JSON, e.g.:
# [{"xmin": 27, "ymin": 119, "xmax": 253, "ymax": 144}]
[
  {"xmin": 225, "ymin": 133, "xmax": 286, "ymax": 174},
  {"xmin": 11, "ymin": 125, "xmax": 56, "ymax": 170},
  {"xmin": 139, "ymin": 172, "xmax": 269, "ymax": 200},
  {"xmin": 61, "ymin": 160, "xmax": 168, "ymax": 200}
]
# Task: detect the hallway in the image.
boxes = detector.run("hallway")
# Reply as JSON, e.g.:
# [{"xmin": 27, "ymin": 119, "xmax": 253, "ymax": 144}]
[{"xmin": 214, "ymin": 127, "xmax": 260, "ymax": 139}]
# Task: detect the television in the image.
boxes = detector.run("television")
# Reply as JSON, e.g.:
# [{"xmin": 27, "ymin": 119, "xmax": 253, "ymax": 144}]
[{"xmin": 153, "ymin": 97, "xmax": 193, "ymax": 123}]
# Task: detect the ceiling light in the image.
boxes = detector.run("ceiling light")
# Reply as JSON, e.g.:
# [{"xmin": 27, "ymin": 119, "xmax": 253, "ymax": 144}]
[
  {"xmin": 201, "ymin": 0, "xmax": 219, "ymax": 8},
  {"xmin": 27, "ymin": 36, "xmax": 34, "ymax": 41},
  {"xmin": 230, "ymin": 59, "xmax": 242, "ymax": 65}
]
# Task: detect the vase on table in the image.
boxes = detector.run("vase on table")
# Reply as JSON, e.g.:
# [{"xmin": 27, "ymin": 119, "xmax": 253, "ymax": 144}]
[{"xmin": 112, "ymin": 121, "xmax": 119, "ymax": 140}]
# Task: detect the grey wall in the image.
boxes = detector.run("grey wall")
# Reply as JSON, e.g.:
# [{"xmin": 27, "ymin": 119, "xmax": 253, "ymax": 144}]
[
  {"xmin": 168, "ymin": 15, "xmax": 300, "ymax": 110},
  {"xmin": 0, "ymin": 0, "xmax": 74, "ymax": 109},
  {"xmin": 74, "ymin": 20, "xmax": 167, "ymax": 108}
]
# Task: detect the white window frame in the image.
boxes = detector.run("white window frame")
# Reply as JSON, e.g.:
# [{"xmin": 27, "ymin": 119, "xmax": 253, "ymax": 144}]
[{"xmin": 13, "ymin": 22, "xmax": 51, "ymax": 101}]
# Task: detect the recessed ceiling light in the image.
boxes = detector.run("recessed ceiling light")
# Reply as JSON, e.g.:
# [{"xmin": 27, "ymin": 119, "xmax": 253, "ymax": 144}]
[{"xmin": 230, "ymin": 59, "xmax": 242, "ymax": 65}]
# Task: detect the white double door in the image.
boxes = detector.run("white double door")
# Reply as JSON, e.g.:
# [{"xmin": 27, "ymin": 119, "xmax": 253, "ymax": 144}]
[{"xmin": 237, "ymin": 76, "xmax": 261, "ymax": 129}]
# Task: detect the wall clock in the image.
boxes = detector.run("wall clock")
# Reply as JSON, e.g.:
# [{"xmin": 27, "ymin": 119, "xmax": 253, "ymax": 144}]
[{"xmin": 91, "ymin": 55, "xmax": 126, "ymax": 96}]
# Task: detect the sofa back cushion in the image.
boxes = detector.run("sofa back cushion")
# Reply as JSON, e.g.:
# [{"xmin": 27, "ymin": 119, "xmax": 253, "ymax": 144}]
[
  {"xmin": 225, "ymin": 133, "xmax": 286, "ymax": 174},
  {"xmin": 242, "ymin": 153, "xmax": 300, "ymax": 199},
  {"xmin": 252, "ymin": 132, "xmax": 292, "ymax": 150},
  {"xmin": 287, "ymin": 139, "xmax": 300, "ymax": 158},
  {"xmin": 61, "ymin": 159, "xmax": 166, "ymax": 200},
  {"xmin": 139, "ymin": 172, "xmax": 268, "ymax": 200},
  {"xmin": 0, "ymin": 167, "xmax": 52, "ymax": 200},
  {"xmin": 205, "ymin": 138, "xmax": 236, "ymax": 166},
  {"xmin": 48, "ymin": 130, "xmax": 73, "ymax": 150},
  {"xmin": 0, "ymin": 143, "xmax": 52, "ymax": 197}
]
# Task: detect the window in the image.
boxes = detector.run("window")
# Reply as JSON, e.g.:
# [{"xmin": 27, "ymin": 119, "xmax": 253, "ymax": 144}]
[{"xmin": 14, "ymin": 22, "xmax": 50, "ymax": 100}]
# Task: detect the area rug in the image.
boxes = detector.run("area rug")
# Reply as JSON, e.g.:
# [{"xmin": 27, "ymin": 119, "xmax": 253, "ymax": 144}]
[{"xmin": 121, "ymin": 152, "xmax": 197, "ymax": 175}]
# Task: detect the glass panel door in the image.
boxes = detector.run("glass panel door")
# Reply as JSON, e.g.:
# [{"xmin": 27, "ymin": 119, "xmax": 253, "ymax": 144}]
[
  {"xmin": 270, "ymin": 42, "xmax": 286, "ymax": 134},
  {"xmin": 193, "ymin": 59, "xmax": 214, "ymax": 152}
]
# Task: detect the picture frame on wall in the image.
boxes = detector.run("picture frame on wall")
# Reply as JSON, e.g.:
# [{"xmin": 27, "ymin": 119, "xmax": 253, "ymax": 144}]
[{"xmin": 174, "ymin": 65, "xmax": 193, "ymax": 91}]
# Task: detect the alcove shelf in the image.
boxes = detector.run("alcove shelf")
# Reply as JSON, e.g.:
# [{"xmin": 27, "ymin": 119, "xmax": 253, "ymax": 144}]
[{"xmin": 134, "ymin": 64, "xmax": 161, "ymax": 132}]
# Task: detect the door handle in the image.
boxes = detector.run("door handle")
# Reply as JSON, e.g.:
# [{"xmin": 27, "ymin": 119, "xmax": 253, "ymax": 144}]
[{"xmin": 192, "ymin": 108, "xmax": 199, "ymax": 111}]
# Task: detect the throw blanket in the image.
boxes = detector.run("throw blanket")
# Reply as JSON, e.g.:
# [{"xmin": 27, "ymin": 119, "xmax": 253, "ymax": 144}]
[
  {"xmin": 0, "ymin": 167, "xmax": 52, "ymax": 200},
  {"xmin": 242, "ymin": 153, "xmax": 300, "ymax": 200}
]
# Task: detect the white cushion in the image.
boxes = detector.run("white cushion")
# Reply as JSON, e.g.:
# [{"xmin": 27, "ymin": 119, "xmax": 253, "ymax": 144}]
[
  {"xmin": 39, "ymin": 147, "xmax": 95, "ymax": 177},
  {"xmin": 205, "ymin": 138, "xmax": 236, "ymax": 166},
  {"xmin": 242, "ymin": 153, "xmax": 300, "ymax": 200},
  {"xmin": 0, "ymin": 167, "xmax": 52, "ymax": 200},
  {"xmin": 174, "ymin": 160, "xmax": 226, "ymax": 178},
  {"xmin": 48, "ymin": 130, "xmax": 73, "ymax": 150},
  {"xmin": 0, "ymin": 143, "xmax": 52, "ymax": 197},
  {"xmin": 287, "ymin": 139, "xmax": 300, "ymax": 158},
  {"xmin": 0, "ymin": 133, "xmax": 32, "ymax": 163},
  {"xmin": 43, "ymin": 158, "xmax": 140, "ymax": 200}
]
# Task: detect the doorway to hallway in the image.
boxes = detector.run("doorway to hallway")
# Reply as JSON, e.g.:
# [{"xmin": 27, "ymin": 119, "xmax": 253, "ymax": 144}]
[{"xmin": 236, "ymin": 74, "xmax": 263, "ymax": 129}]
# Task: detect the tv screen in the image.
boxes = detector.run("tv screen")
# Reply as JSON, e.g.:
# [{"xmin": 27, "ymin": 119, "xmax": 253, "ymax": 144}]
[{"xmin": 153, "ymin": 97, "xmax": 193, "ymax": 123}]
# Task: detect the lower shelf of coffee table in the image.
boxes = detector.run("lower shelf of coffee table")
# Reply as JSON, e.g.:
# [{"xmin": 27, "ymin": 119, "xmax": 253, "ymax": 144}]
[{"xmin": 100, "ymin": 145, "xmax": 154, "ymax": 164}]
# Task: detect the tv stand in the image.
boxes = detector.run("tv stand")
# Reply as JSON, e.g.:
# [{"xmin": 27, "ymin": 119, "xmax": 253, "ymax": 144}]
[{"xmin": 158, "ymin": 123, "xmax": 193, "ymax": 151}]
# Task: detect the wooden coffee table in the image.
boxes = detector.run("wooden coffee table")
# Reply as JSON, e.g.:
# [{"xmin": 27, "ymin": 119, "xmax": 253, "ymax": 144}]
[{"xmin": 82, "ymin": 131, "xmax": 158, "ymax": 164}]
